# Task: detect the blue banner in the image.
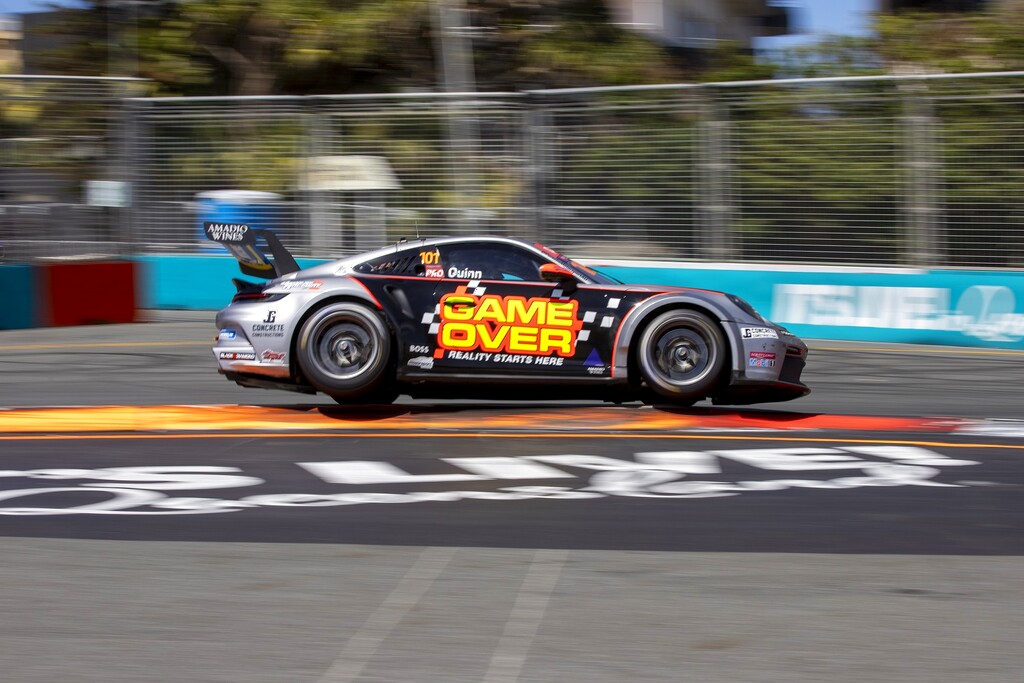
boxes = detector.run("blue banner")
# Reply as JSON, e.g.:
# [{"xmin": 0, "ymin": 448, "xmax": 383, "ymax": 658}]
[
  {"xmin": 0, "ymin": 264, "xmax": 37, "ymax": 330},
  {"xmin": 593, "ymin": 263, "xmax": 1024, "ymax": 350}
]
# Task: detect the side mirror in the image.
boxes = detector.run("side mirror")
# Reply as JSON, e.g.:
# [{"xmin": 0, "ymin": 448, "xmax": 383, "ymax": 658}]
[{"xmin": 539, "ymin": 263, "xmax": 578, "ymax": 292}]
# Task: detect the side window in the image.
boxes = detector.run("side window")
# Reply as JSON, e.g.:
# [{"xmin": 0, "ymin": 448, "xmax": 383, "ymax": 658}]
[
  {"xmin": 439, "ymin": 244, "xmax": 548, "ymax": 282},
  {"xmin": 354, "ymin": 247, "xmax": 440, "ymax": 277}
]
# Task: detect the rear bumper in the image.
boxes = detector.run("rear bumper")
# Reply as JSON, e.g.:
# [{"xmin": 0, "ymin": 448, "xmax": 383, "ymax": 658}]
[
  {"xmin": 212, "ymin": 344, "xmax": 291, "ymax": 378},
  {"xmin": 221, "ymin": 370, "xmax": 316, "ymax": 394}
]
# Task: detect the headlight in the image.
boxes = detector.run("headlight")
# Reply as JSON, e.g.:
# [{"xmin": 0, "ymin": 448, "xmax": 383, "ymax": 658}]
[{"xmin": 726, "ymin": 294, "xmax": 767, "ymax": 323}]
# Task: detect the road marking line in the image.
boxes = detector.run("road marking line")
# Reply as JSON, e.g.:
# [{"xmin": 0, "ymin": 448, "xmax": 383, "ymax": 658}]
[
  {"xmin": 317, "ymin": 546, "xmax": 457, "ymax": 683},
  {"xmin": 0, "ymin": 341, "xmax": 209, "ymax": 351},
  {"xmin": 0, "ymin": 404, "xmax": 971, "ymax": 434},
  {"xmin": 484, "ymin": 549, "xmax": 568, "ymax": 683},
  {"xmin": 1, "ymin": 433, "xmax": 1023, "ymax": 449}
]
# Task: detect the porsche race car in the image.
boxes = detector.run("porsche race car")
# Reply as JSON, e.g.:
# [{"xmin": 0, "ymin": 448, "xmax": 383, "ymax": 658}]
[{"xmin": 206, "ymin": 223, "xmax": 809, "ymax": 406}]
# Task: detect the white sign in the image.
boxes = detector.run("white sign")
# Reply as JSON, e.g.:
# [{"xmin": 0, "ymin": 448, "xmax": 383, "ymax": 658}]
[
  {"xmin": 772, "ymin": 284, "xmax": 1024, "ymax": 342},
  {"xmin": 85, "ymin": 180, "xmax": 129, "ymax": 208},
  {"xmin": 302, "ymin": 155, "xmax": 401, "ymax": 192}
]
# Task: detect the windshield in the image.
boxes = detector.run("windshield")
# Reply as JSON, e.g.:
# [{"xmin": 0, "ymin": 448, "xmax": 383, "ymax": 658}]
[{"xmin": 533, "ymin": 243, "xmax": 622, "ymax": 285}]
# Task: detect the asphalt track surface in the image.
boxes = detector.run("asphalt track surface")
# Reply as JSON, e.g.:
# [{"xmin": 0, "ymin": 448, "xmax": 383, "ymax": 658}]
[{"xmin": 1, "ymin": 313, "xmax": 1023, "ymax": 682}]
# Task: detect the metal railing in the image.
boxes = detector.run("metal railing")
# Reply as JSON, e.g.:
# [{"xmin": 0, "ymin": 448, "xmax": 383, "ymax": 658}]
[
  {"xmin": 4, "ymin": 71, "xmax": 1024, "ymax": 268},
  {"xmin": 0, "ymin": 75, "xmax": 148, "ymax": 260}
]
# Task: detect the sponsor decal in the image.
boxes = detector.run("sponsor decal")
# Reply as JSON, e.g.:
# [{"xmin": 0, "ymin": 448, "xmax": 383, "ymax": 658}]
[
  {"xmin": 251, "ymin": 324, "xmax": 285, "ymax": 338},
  {"xmin": 748, "ymin": 351, "xmax": 776, "ymax": 368},
  {"xmin": 584, "ymin": 349, "xmax": 606, "ymax": 374},
  {"xmin": 741, "ymin": 327, "xmax": 779, "ymax": 339},
  {"xmin": 277, "ymin": 279, "xmax": 323, "ymax": 291},
  {"xmin": 439, "ymin": 351, "xmax": 563, "ymax": 365},
  {"xmin": 407, "ymin": 356, "xmax": 435, "ymax": 370},
  {"xmin": 261, "ymin": 350, "xmax": 286, "ymax": 362},
  {"xmin": 448, "ymin": 266, "xmax": 483, "ymax": 280},
  {"xmin": 203, "ymin": 222, "xmax": 249, "ymax": 242},
  {"xmin": 218, "ymin": 329, "xmax": 236, "ymax": 340},
  {"xmin": 219, "ymin": 351, "xmax": 256, "ymax": 361},
  {"xmin": 0, "ymin": 446, "xmax": 979, "ymax": 516},
  {"xmin": 435, "ymin": 290, "xmax": 583, "ymax": 359},
  {"xmin": 252, "ymin": 311, "xmax": 284, "ymax": 338},
  {"xmin": 773, "ymin": 283, "xmax": 1024, "ymax": 343}
]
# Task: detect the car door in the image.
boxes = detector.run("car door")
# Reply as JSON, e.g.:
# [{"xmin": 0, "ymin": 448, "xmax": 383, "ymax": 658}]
[
  {"xmin": 349, "ymin": 245, "xmax": 447, "ymax": 373},
  {"xmin": 421, "ymin": 243, "xmax": 629, "ymax": 379}
]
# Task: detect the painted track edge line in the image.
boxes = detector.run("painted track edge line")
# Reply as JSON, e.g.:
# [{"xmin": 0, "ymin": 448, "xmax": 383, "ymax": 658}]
[{"xmin": 2, "ymin": 432, "xmax": 1024, "ymax": 449}]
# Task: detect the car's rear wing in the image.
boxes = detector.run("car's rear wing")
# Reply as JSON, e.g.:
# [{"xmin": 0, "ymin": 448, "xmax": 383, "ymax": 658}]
[{"xmin": 203, "ymin": 221, "xmax": 299, "ymax": 279}]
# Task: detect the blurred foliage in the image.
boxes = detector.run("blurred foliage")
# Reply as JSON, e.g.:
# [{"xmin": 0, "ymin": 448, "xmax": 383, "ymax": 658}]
[
  {"xmin": 148, "ymin": 0, "xmax": 439, "ymax": 96},
  {"xmin": 37, "ymin": 0, "xmax": 686, "ymax": 95},
  {"xmin": 15, "ymin": 0, "xmax": 1024, "ymax": 264},
  {"xmin": 690, "ymin": 2, "xmax": 1024, "ymax": 265}
]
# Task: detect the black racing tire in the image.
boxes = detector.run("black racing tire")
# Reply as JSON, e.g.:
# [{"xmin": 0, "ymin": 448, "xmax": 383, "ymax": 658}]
[
  {"xmin": 636, "ymin": 309, "xmax": 726, "ymax": 403},
  {"xmin": 330, "ymin": 385, "xmax": 399, "ymax": 406},
  {"xmin": 296, "ymin": 302, "xmax": 392, "ymax": 401}
]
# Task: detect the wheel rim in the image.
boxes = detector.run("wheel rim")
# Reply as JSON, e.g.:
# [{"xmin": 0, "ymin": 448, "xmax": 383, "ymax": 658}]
[
  {"xmin": 309, "ymin": 314, "xmax": 381, "ymax": 382},
  {"xmin": 649, "ymin": 323, "xmax": 716, "ymax": 387}
]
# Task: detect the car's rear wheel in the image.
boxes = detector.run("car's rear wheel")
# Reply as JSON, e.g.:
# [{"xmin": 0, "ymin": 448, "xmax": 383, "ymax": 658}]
[
  {"xmin": 330, "ymin": 385, "xmax": 399, "ymax": 406},
  {"xmin": 636, "ymin": 309, "xmax": 726, "ymax": 404},
  {"xmin": 296, "ymin": 302, "xmax": 393, "ymax": 401}
]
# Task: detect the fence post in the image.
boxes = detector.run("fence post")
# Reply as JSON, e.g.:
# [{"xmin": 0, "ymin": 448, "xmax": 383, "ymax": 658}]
[
  {"xmin": 901, "ymin": 83, "xmax": 941, "ymax": 267},
  {"xmin": 446, "ymin": 97, "xmax": 482, "ymax": 235},
  {"xmin": 120, "ymin": 96, "xmax": 144, "ymax": 255},
  {"xmin": 524, "ymin": 99, "xmax": 550, "ymax": 243},
  {"xmin": 305, "ymin": 100, "xmax": 336, "ymax": 255},
  {"xmin": 698, "ymin": 88, "xmax": 734, "ymax": 261}
]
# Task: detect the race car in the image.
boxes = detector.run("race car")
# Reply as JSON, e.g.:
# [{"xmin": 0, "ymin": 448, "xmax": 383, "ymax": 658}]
[{"xmin": 205, "ymin": 223, "xmax": 809, "ymax": 406}]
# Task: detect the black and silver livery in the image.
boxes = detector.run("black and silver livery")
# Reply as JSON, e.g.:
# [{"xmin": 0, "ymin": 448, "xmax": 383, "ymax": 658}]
[{"xmin": 209, "ymin": 233, "xmax": 810, "ymax": 406}]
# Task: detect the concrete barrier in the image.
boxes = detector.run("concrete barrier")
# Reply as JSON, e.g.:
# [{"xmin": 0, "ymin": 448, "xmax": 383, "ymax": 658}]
[
  {"xmin": 128, "ymin": 254, "xmax": 1024, "ymax": 350},
  {"xmin": 0, "ymin": 264, "xmax": 37, "ymax": 330},
  {"xmin": 35, "ymin": 261, "xmax": 139, "ymax": 326},
  {"xmin": 135, "ymin": 255, "xmax": 329, "ymax": 309}
]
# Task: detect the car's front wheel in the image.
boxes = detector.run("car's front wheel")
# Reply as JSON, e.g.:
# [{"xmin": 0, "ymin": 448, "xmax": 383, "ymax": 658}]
[
  {"xmin": 636, "ymin": 309, "xmax": 726, "ymax": 404},
  {"xmin": 296, "ymin": 302, "xmax": 393, "ymax": 401}
]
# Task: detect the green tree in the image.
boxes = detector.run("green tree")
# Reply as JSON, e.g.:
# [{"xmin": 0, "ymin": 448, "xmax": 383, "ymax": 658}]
[
  {"xmin": 138, "ymin": 0, "xmax": 438, "ymax": 96},
  {"xmin": 39, "ymin": 0, "xmax": 686, "ymax": 96}
]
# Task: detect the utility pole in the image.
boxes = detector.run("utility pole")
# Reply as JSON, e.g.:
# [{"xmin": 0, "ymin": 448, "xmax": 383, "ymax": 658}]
[{"xmin": 433, "ymin": 0, "xmax": 482, "ymax": 234}]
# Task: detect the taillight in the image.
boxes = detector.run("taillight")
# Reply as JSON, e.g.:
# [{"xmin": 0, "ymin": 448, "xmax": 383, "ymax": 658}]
[{"xmin": 231, "ymin": 291, "xmax": 287, "ymax": 304}]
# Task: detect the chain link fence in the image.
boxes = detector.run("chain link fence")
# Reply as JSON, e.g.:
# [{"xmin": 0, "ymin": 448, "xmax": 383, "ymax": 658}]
[
  {"xmin": 4, "ymin": 71, "xmax": 1024, "ymax": 268},
  {"xmin": 0, "ymin": 75, "xmax": 148, "ymax": 261}
]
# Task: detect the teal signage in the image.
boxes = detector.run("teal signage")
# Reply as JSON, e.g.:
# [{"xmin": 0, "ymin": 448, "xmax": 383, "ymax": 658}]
[
  {"xmin": 132, "ymin": 255, "xmax": 1024, "ymax": 350},
  {"xmin": 593, "ymin": 263, "xmax": 1024, "ymax": 350},
  {"xmin": 0, "ymin": 264, "xmax": 37, "ymax": 330}
]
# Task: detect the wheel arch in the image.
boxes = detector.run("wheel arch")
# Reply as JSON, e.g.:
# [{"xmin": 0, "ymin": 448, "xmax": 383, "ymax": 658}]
[
  {"xmin": 615, "ymin": 295, "xmax": 742, "ymax": 384},
  {"xmin": 289, "ymin": 293, "xmax": 393, "ymax": 382}
]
